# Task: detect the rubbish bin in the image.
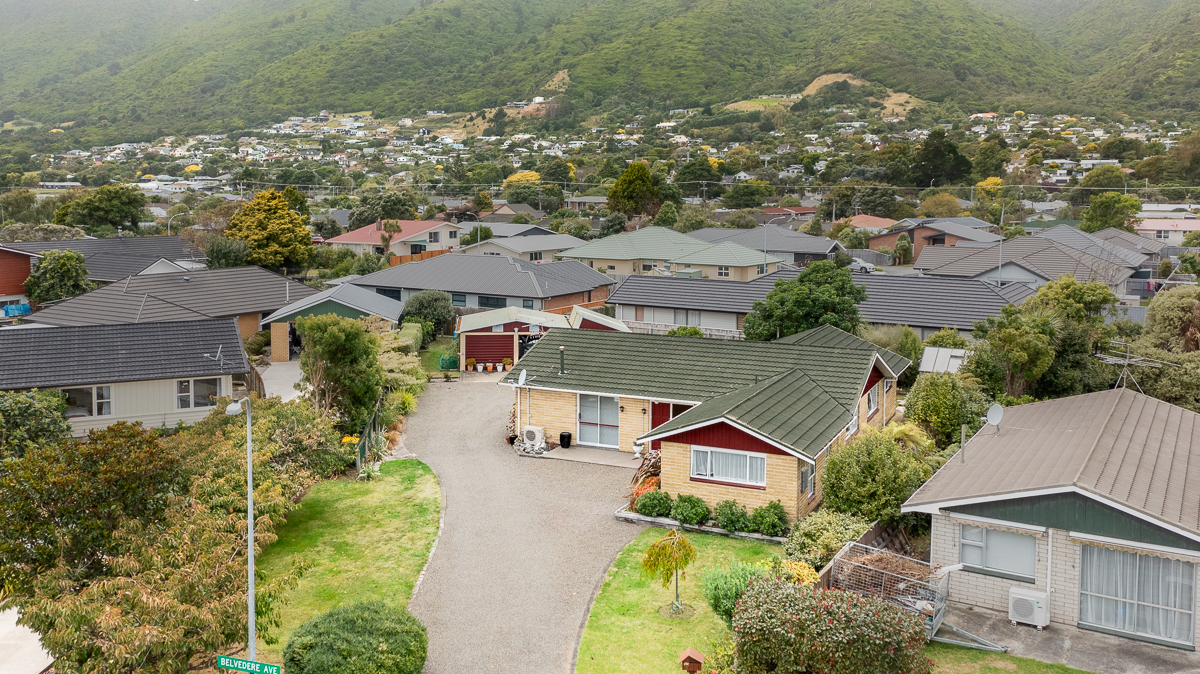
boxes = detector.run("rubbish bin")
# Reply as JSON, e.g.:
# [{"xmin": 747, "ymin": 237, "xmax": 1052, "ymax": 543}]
[{"xmin": 559, "ymin": 431, "xmax": 572, "ymax": 449}]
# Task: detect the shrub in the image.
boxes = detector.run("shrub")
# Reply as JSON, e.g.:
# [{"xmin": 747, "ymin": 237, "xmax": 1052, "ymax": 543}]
[
  {"xmin": 380, "ymin": 390, "xmax": 418, "ymax": 426},
  {"xmin": 403, "ymin": 290, "xmax": 454, "ymax": 333},
  {"xmin": 671, "ymin": 494, "xmax": 711, "ymax": 525},
  {"xmin": 822, "ymin": 433, "xmax": 932, "ymax": 528},
  {"xmin": 714, "ymin": 500, "xmax": 751, "ymax": 532},
  {"xmin": 635, "ymin": 490, "xmax": 673, "ymax": 517},
  {"xmin": 749, "ymin": 500, "xmax": 789, "ymax": 537},
  {"xmin": 245, "ymin": 329, "xmax": 271, "ymax": 356},
  {"xmin": 395, "ymin": 323, "xmax": 424, "ymax": 354},
  {"xmin": 784, "ymin": 510, "xmax": 872, "ymax": 570},
  {"xmin": 734, "ymin": 580, "xmax": 933, "ymax": 674},
  {"xmin": 666, "ymin": 325, "xmax": 704, "ymax": 337},
  {"xmin": 284, "ymin": 601, "xmax": 427, "ymax": 674},
  {"xmin": 904, "ymin": 371, "xmax": 970, "ymax": 447},
  {"xmin": 779, "ymin": 559, "xmax": 820, "ymax": 586},
  {"xmin": 701, "ymin": 560, "xmax": 768, "ymax": 626},
  {"xmin": 0, "ymin": 389, "xmax": 71, "ymax": 460}
]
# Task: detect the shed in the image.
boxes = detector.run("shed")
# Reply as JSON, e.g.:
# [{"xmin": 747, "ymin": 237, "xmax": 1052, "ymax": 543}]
[
  {"xmin": 456, "ymin": 306, "xmax": 570, "ymax": 369},
  {"xmin": 260, "ymin": 283, "xmax": 406, "ymax": 362}
]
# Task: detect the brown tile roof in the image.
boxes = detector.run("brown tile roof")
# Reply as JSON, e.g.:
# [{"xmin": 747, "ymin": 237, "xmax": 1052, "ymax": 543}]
[{"xmin": 903, "ymin": 389, "xmax": 1200, "ymax": 537}]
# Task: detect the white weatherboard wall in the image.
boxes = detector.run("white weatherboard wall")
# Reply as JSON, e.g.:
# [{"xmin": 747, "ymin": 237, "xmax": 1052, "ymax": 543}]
[{"xmin": 63, "ymin": 375, "xmax": 234, "ymax": 435}]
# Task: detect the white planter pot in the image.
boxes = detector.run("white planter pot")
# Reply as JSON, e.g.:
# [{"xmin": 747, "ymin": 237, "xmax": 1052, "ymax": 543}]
[{"xmin": 476, "ymin": 364, "xmax": 484, "ymax": 372}]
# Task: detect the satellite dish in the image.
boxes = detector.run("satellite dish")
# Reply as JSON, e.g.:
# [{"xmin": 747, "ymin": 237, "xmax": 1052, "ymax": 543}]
[
  {"xmin": 517, "ymin": 369, "xmax": 527, "ymax": 386},
  {"xmin": 986, "ymin": 404, "xmax": 1004, "ymax": 427}
]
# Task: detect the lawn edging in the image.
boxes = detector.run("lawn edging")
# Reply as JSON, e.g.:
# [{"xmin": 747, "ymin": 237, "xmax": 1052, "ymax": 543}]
[
  {"xmin": 409, "ymin": 458, "xmax": 446, "ymax": 602},
  {"xmin": 614, "ymin": 506, "xmax": 789, "ymax": 544}
]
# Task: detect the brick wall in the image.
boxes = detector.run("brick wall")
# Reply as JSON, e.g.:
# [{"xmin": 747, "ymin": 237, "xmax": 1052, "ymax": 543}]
[
  {"xmin": 0, "ymin": 249, "xmax": 33, "ymax": 297},
  {"xmin": 660, "ymin": 440, "xmax": 800, "ymax": 519},
  {"xmin": 270, "ymin": 321, "xmax": 290, "ymax": 362},
  {"xmin": 542, "ymin": 283, "xmax": 611, "ymax": 311},
  {"xmin": 236, "ymin": 313, "xmax": 260, "ymax": 339},
  {"xmin": 520, "ymin": 387, "xmax": 647, "ymax": 452}
]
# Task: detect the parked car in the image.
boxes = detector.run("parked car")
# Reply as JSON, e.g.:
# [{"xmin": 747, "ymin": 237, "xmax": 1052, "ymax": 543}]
[{"xmin": 848, "ymin": 257, "xmax": 876, "ymax": 273}]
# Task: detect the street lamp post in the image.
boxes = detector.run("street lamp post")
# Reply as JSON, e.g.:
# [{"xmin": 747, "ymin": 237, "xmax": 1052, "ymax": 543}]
[
  {"xmin": 225, "ymin": 397, "xmax": 255, "ymax": 659},
  {"xmin": 166, "ymin": 212, "xmax": 186, "ymax": 236}
]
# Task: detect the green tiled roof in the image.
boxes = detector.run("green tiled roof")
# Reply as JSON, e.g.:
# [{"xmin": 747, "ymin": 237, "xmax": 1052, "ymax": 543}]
[
  {"xmin": 502, "ymin": 327, "xmax": 908, "ymax": 425},
  {"xmin": 777, "ymin": 324, "xmax": 910, "ymax": 376},
  {"xmin": 556, "ymin": 227, "xmax": 713, "ymax": 262},
  {"xmin": 640, "ymin": 369, "xmax": 853, "ymax": 459},
  {"xmin": 669, "ymin": 241, "xmax": 783, "ymax": 267}
]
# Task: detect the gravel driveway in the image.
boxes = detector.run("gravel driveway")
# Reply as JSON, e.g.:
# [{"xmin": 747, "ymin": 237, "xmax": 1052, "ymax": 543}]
[{"xmin": 406, "ymin": 380, "xmax": 641, "ymax": 674}]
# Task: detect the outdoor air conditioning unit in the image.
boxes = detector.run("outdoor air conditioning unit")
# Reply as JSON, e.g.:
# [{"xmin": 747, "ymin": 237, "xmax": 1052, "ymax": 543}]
[
  {"xmin": 1008, "ymin": 587, "xmax": 1050, "ymax": 630},
  {"xmin": 523, "ymin": 425, "xmax": 546, "ymax": 448}
]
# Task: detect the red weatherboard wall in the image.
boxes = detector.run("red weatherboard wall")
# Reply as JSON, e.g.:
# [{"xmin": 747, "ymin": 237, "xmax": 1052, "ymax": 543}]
[
  {"xmin": 660, "ymin": 421, "xmax": 792, "ymax": 457},
  {"xmin": 0, "ymin": 249, "xmax": 33, "ymax": 296},
  {"xmin": 579, "ymin": 319, "xmax": 618, "ymax": 331}
]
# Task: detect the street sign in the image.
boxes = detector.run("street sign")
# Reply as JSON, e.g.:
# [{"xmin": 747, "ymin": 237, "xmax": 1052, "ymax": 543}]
[{"xmin": 218, "ymin": 655, "xmax": 281, "ymax": 674}]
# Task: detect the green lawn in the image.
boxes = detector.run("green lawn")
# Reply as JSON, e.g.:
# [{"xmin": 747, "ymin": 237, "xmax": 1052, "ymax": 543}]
[
  {"xmin": 253, "ymin": 459, "xmax": 441, "ymax": 664},
  {"xmin": 576, "ymin": 528, "xmax": 780, "ymax": 674},
  {"xmin": 419, "ymin": 335, "xmax": 458, "ymax": 376},
  {"xmin": 577, "ymin": 527, "xmax": 1093, "ymax": 674}
]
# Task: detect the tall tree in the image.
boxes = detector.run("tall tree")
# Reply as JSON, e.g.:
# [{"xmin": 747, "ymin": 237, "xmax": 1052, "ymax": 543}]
[
  {"xmin": 1080, "ymin": 192, "xmax": 1141, "ymax": 233},
  {"xmin": 347, "ymin": 191, "xmax": 418, "ymax": 230},
  {"xmin": 63, "ymin": 184, "xmax": 146, "ymax": 236},
  {"xmin": 607, "ymin": 162, "xmax": 656, "ymax": 216},
  {"xmin": 743, "ymin": 261, "xmax": 867, "ymax": 340},
  {"xmin": 295, "ymin": 314, "xmax": 383, "ymax": 432},
  {"xmin": 23, "ymin": 249, "xmax": 92, "ymax": 304},
  {"xmin": 674, "ymin": 157, "xmax": 725, "ymax": 197},
  {"xmin": 224, "ymin": 190, "xmax": 314, "ymax": 268},
  {"xmin": 722, "ymin": 180, "xmax": 773, "ymax": 209},
  {"xmin": 911, "ymin": 129, "xmax": 972, "ymax": 187}
]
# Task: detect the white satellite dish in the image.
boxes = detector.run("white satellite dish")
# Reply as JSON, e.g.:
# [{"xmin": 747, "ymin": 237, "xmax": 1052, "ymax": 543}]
[
  {"xmin": 986, "ymin": 404, "xmax": 1004, "ymax": 427},
  {"xmin": 517, "ymin": 369, "xmax": 527, "ymax": 386}
]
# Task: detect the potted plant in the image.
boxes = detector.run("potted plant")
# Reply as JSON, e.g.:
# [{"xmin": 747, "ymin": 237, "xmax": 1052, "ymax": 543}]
[
  {"xmin": 465, "ymin": 358, "xmax": 476, "ymax": 372},
  {"xmin": 476, "ymin": 362, "xmax": 484, "ymax": 372},
  {"xmin": 486, "ymin": 362, "xmax": 494, "ymax": 372},
  {"xmin": 502, "ymin": 357, "xmax": 513, "ymax": 371}
]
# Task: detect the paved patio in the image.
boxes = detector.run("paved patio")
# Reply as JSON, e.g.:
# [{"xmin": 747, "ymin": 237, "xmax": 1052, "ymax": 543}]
[
  {"xmin": 939, "ymin": 602, "xmax": 1200, "ymax": 674},
  {"xmin": 258, "ymin": 362, "xmax": 302, "ymax": 401}
]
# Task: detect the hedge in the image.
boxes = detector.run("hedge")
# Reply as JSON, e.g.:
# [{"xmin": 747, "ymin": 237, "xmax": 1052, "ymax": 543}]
[{"xmin": 283, "ymin": 601, "xmax": 427, "ymax": 674}]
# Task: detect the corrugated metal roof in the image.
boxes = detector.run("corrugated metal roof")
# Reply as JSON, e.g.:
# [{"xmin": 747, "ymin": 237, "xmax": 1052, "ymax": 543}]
[
  {"xmin": 919, "ymin": 346, "xmax": 967, "ymax": 373},
  {"xmin": 904, "ymin": 388, "xmax": 1200, "ymax": 538},
  {"xmin": 461, "ymin": 233, "xmax": 586, "ymax": 254},
  {"xmin": 0, "ymin": 318, "xmax": 250, "ymax": 389},
  {"xmin": 557, "ymin": 227, "xmax": 711, "ymax": 261},
  {"xmin": 6, "ymin": 236, "xmax": 206, "ymax": 281},
  {"xmin": 1034, "ymin": 224, "xmax": 1148, "ymax": 268},
  {"xmin": 608, "ymin": 270, "xmax": 1035, "ymax": 331},
  {"xmin": 260, "ymin": 283, "xmax": 405, "ymax": 325},
  {"xmin": 686, "ymin": 226, "xmax": 842, "ymax": 255},
  {"xmin": 351, "ymin": 254, "xmax": 613, "ymax": 299},
  {"xmin": 26, "ymin": 267, "xmax": 319, "ymax": 326}
]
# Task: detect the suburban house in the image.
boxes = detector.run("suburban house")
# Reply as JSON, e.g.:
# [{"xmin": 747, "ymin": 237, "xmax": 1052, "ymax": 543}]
[
  {"xmin": 0, "ymin": 319, "xmax": 250, "ymax": 436},
  {"xmin": 1135, "ymin": 218, "xmax": 1200, "ymax": 246},
  {"xmin": 564, "ymin": 196, "xmax": 608, "ymax": 211},
  {"xmin": 484, "ymin": 223, "xmax": 559, "ymax": 238},
  {"xmin": 0, "ymin": 245, "xmax": 41, "ymax": 307},
  {"xmin": 869, "ymin": 218, "xmax": 1002, "ymax": 260},
  {"xmin": 324, "ymin": 220, "xmax": 464, "ymax": 256},
  {"xmin": 1093, "ymin": 228, "xmax": 1168, "ymax": 267},
  {"xmin": 557, "ymin": 227, "xmax": 781, "ymax": 280},
  {"xmin": 483, "ymin": 203, "xmax": 545, "ymax": 222},
  {"xmin": 903, "ymin": 389, "xmax": 1200, "ymax": 650},
  {"xmin": 914, "ymin": 237, "xmax": 1138, "ymax": 291},
  {"xmin": 685, "ymin": 226, "xmax": 844, "ymax": 265},
  {"xmin": 607, "ymin": 270, "xmax": 1034, "ymax": 339},
  {"xmin": 457, "ymin": 233, "xmax": 587, "ymax": 262},
  {"xmin": 1033, "ymin": 224, "xmax": 1149, "ymax": 270},
  {"xmin": 455, "ymin": 305, "xmax": 629, "ymax": 368},
  {"xmin": 837, "ymin": 214, "xmax": 897, "ymax": 234},
  {"xmin": 259, "ymin": 283, "xmax": 406, "ymax": 362},
  {"xmin": 22, "ymin": 267, "xmax": 320, "ymax": 338},
  {"xmin": 351, "ymin": 253, "xmax": 615, "ymax": 312},
  {"xmin": 501, "ymin": 326, "xmax": 909, "ymax": 521}
]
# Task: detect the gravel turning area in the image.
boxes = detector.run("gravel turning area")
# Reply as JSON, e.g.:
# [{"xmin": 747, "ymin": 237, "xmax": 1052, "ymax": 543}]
[{"xmin": 406, "ymin": 380, "xmax": 642, "ymax": 674}]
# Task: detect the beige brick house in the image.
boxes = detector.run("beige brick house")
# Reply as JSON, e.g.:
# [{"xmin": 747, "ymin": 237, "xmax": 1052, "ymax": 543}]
[
  {"xmin": 904, "ymin": 389, "xmax": 1200, "ymax": 651},
  {"xmin": 502, "ymin": 325, "xmax": 908, "ymax": 522}
]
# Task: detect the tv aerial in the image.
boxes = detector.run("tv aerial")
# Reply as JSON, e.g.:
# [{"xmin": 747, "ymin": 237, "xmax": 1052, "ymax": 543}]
[
  {"xmin": 203, "ymin": 345, "xmax": 226, "ymax": 371},
  {"xmin": 1094, "ymin": 339, "xmax": 1176, "ymax": 393}
]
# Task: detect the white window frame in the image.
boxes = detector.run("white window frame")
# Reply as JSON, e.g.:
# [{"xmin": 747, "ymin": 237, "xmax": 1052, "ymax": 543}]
[
  {"xmin": 428, "ymin": 231, "xmax": 440, "ymax": 243},
  {"xmin": 690, "ymin": 445, "xmax": 767, "ymax": 487},
  {"xmin": 576, "ymin": 393, "xmax": 620, "ymax": 448},
  {"xmin": 800, "ymin": 462, "xmax": 814, "ymax": 499},
  {"xmin": 1078, "ymin": 544, "xmax": 1196, "ymax": 646},
  {"xmin": 61, "ymin": 385, "xmax": 113, "ymax": 418},
  {"xmin": 756, "ymin": 263, "xmax": 768, "ymax": 275},
  {"xmin": 867, "ymin": 383, "xmax": 879, "ymax": 415},
  {"xmin": 176, "ymin": 378, "xmax": 221, "ymax": 410},
  {"xmin": 529, "ymin": 251, "xmax": 543, "ymax": 261},
  {"xmin": 959, "ymin": 524, "xmax": 1037, "ymax": 581},
  {"xmin": 717, "ymin": 266, "xmax": 730, "ymax": 278},
  {"xmin": 846, "ymin": 411, "xmax": 859, "ymax": 439},
  {"xmin": 1156, "ymin": 230, "xmax": 1171, "ymax": 240}
]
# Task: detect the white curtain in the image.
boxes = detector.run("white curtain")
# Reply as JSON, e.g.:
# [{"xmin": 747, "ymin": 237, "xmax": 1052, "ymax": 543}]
[
  {"xmin": 691, "ymin": 450, "xmax": 708, "ymax": 477},
  {"xmin": 711, "ymin": 451, "xmax": 747, "ymax": 483},
  {"xmin": 748, "ymin": 455, "xmax": 766, "ymax": 485},
  {"xmin": 1080, "ymin": 545, "xmax": 1195, "ymax": 644},
  {"xmin": 578, "ymin": 395, "xmax": 619, "ymax": 447}
]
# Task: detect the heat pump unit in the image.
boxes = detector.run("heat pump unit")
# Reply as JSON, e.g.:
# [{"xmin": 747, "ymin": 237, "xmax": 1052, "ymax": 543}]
[
  {"xmin": 523, "ymin": 425, "xmax": 546, "ymax": 448},
  {"xmin": 1008, "ymin": 587, "xmax": 1050, "ymax": 629}
]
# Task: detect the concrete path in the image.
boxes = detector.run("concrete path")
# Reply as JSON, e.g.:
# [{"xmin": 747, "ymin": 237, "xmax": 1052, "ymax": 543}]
[
  {"xmin": 258, "ymin": 362, "xmax": 302, "ymax": 402},
  {"xmin": 0, "ymin": 609, "xmax": 52, "ymax": 674},
  {"xmin": 406, "ymin": 380, "xmax": 641, "ymax": 674}
]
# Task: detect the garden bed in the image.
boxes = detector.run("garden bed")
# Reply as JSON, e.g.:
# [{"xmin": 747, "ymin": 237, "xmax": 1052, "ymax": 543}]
[{"xmin": 614, "ymin": 506, "xmax": 789, "ymax": 544}]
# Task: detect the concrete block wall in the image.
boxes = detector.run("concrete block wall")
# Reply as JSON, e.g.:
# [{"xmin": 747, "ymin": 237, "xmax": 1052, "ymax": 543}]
[
  {"xmin": 659, "ymin": 440, "xmax": 801, "ymax": 519},
  {"xmin": 519, "ymin": 388, "xmax": 648, "ymax": 453}
]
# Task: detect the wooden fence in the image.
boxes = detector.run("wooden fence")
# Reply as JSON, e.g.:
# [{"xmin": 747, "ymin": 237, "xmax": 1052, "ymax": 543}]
[
  {"xmin": 542, "ymin": 300, "xmax": 608, "ymax": 315},
  {"xmin": 389, "ymin": 249, "xmax": 451, "ymax": 267}
]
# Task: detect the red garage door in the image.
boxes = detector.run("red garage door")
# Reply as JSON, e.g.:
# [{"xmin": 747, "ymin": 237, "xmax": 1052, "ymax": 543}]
[{"xmin": 464, "ymin": 333, "xmax": 515, "ymax": 364}]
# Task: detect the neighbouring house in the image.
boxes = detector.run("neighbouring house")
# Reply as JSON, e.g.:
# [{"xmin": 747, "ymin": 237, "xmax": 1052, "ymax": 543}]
[
  {"xmin": 324, "ymin": 220, "xmax": 464, "ymax": 256},
  {"xmin": 837, "ymin": 214, "xmax": 898, "ymax": 234},
  {"xmin": 1135, "ymin": 219, "xmax": 1200, "ymax": 246},
  {"xmin": 0, "ymin": 245, "xmax": 41, "ymax": 306},
  {"xmin": 869, "ymin": 218, "xmax": 1002, "ymax": 260},
  {"xmin": 350, "ymin": 253, "xmax": 615, "ymax": 312},
  {"xmin": 685, "ymin": 225, "xmax": 844, "ymax": 265},
  {"xmin": 564, "ymin": 196, "xmax": 608, "ymax": 211},
  {"xmin": 484, "ymin": 223, "xmax": 558, "ymax": 238},
  {"xmin": 455, "ymin": 305, "xmax": 629, "ymax": 369},
  {"xmin": 1033, "ymin": 224, "xmax": 1149, "ymax": 269},
  {"xmin": 607, "ymin": 270, "xmax": 1034, "ymax": 339},
  {"xmin": 914, "ymin": 236, "xmax": 1138, "ymax": 291},
  {"xmin": 1093, "ymin": 228, "xmax": 1168, "ymax": 267},
  {"xmin": 903, "ymin": 389, "xmax": 1200, "ymax": 651},
  {"xmin": 4, "ymin": 235, "xmax": 207, "ymax": 285},
  {"xmin": 502, "ymin": 326, "xmax": 909, "ymax": 521},
  {"xmin": 0, "ymin": 319, "xmax": 250, "ymax": 436},
  {"xmin": 761, "ymin": 206, "xmax": 818, "ymax": 223},
  {"xmin": 22, "ymin": 267, "xmax": 320, "ymax": 339},
  {"xmin": 259, "ymin": 283, "xmax": 407, "ymax": 363},
  {"xmin": 557, "ymin": 227, "xmax": 781, "ymax": 280},
  {"xmin": 483, "ymin": 203, "xmax": 546, "ymax": 222},
  {"xmin": 457, "ymin": 233, "xmax": 587, "ymax": 262}
]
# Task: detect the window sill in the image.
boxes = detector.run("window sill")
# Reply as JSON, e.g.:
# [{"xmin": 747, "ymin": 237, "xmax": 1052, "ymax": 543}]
[
  {"xmin": 961, "ymin": 565, "xmax": 1036, "ymax": 584},
  {"xmin": 690, "ymin": 476, "xmax": 765, "ymax": 490},
  {"xmin": 1078, "ymin": 622, "xmax": 1196, "ymax": 651},
  {"xmin": 866, "ymin": 408, "xmax": 879, "ymax": 422}
]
